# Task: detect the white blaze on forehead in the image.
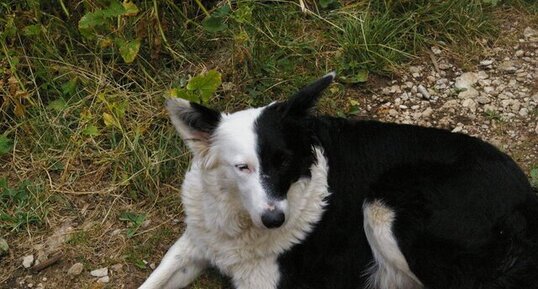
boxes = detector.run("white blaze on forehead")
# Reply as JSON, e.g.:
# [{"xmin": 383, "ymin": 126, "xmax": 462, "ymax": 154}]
[{"xmin": 213, "ymin": 107, "xmax": 264, "ymax": 165}]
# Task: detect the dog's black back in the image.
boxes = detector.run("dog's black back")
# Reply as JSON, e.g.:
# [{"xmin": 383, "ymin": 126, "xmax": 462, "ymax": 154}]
[{"xmin": 270, "ymin": 114, "xmax": 538, "ymax": 289}]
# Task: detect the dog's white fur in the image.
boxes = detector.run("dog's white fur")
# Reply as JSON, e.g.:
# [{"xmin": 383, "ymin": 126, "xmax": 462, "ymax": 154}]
[
  {"xmin": 363, "ymin": 200, "xmax": 423, "ymax": 289},
  {"xmin": 139, "ymin": 100, "xmax": 331, "ymax": 289}
]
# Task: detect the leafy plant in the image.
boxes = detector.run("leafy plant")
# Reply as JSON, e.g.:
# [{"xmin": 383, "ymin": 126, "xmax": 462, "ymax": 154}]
[
  {"xmin": 119, "ymin": 212, "xmax": 146, "ymax": 238},
  {"xmin": 169, "ymin": 70, "xmax": 222, "ymax": 104},
  {"xmin": 0, "ymin": 178, "xmax": 44, "ymax": 231},
  {"xmin": 78, "ymin": 0, "xmax": 141, "ymax": 63},
  {"xmin": 0, "ymin": 135, "xmax": 13, "ymax": 156}
]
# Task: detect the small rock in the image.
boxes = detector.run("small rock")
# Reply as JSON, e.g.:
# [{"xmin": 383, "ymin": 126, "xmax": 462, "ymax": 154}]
[
  {"xmin": 483, "ymin": 86, "xmax": 495, "ymax": 94},
  {"xmin": 421, "ymin": 108, "xmax": 433, "ymax": 118},
  {"xmin": 523, "ymin": 26, "xmax": 537, "ymax": 39},
  {"xmin": 97, "ymin": 276, "xmax": 110, "ymax": 283},
  {"xmin": 480, "ymin": 59, "xmax": 494, "ymax": 66},
  {"xmin": 23, "ymin": 255, "xmax": 34, "ymax": 268},
  {"xmin": 438, "ymin": 63, "xmax": 451, "ymax": 70},
  {"xmin": 452, "ymin": 126, "xmax": 463, "ymax": 133},
  {"xmin": 141, "ymin": 219, "xmax": 151, "ymax": 229},
  {"xmin": 409, "ymin": 66, "xmax": 422, "ymax": 74},
  {"xmin": 431, "ymin": 46, "xmax": 442, "ymax": 55},
  {"xmin": 455, "ymin": 72, "xmax": 478, "ymax": 90},
  {"xmin": 0, "ymin": 238, "xmax": 8, "ymax": 256},
  {"xmin": 519, "ymin": 108, "xmax": 528, "ymax": 117},
  {"xmin": 417, "ymin": 85, "xmax": 430, "ymax": 99},
  {"xmin": 442, "ymin": 100, "xmax": 459, "ymax": 109},
  {"xmin": 458, "ymin": 87, "xmax": 479, "ymax": 99},
  {"xmin": 462, "ymin": 99, "xmax": 477, "ymax": 111},
  {"xmin": 90, "ymin": 267, "xmax": 108, "ymax": 277},
  {"xmin": 68, "ymin": 263, "xmax": 84, "ymax": 276},
  {"xmin": 388, "ymin": 109, "xmax": 398, "ymax": 117},
  {"xmin": 484, "ymin": 104, "xmax": 497, "ymax": 112},
  {"xmin": 515, "ymin": 50, "xmax": 524, "ymax": 57},
  {"xmin": 477, "ymin": 96, "xmax": 491, "ymax": 104},
  {"xmin": 477, "ymin": 71, "xmax": 488, "ymax": 80},
  {"xmin": 111, "ymin": 263, "xmax": 123, "ymax": 272},
  {"xmin": 499, "ymin": 61, "xmax": 517, "ymax": 73}
]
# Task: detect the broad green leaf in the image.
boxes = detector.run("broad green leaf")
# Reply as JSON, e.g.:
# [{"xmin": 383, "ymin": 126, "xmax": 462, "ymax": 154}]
[
  {"xmin": 47, "ymin": 99, "xmax": 67, "ymax": 112},
  {"xmin": 22, "ymin": 25, "xmax": 41, "ymax": 36},
  {"xmin": 103, "ymin": 112, "xmax": 120, "ymax": 128},
  {"xmin": 82, "ymin": 124, "xmax": 100, "ymax": 136},
  {"xmin": 0, "ymin": 135, "xmax": 13, "ymax": 156},
  {"xmin": 213, "ymin": 4, "xmax": 231, "ymax": 18},
  {"xmin": 202, "ymin": 16, "xmax": 227, "ymax": 33},
  {"xmin": 99, "ymin": 0, "xmax": 126, "ymax": 18},
  {"xmin": 233, "ymin": 5, "xmax": 253, "ymax": 23},
  {"xmin": 61, "ymin": 79, "xmax": 77, "ymax": 96},
  {"xmin": 187, "ymin": 70, "xmax": 222, "ymax": 103},
  {"xmin": 168, "ymin": 88, "xmax": 197, "ymax": 102},
  {"xmin": 341, "ymin": 69, "xmax": 368, "ymax": 83},
  {"xmin": 122, "ymin": 0, "xmax": 139, "ymax": 16},
  {"xmin": 353, "ymin": 69, "xmax": 369, "ymax": 83},
  {"xmin": 319, "ymin": 0, "xmax": 336, "ymax": 8},
  {"xmin": 117, "ymin": 38, "xmax": 141, "ymax": 63},
  {"xmin": 78, "ymin": 1, "xmax": 126, "ymax": 37}
]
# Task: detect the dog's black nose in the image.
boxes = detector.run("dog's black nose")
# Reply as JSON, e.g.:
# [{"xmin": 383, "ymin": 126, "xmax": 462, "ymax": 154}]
[{"xmin": 261, "ymin": 210, "xmax": 285, "ymax": 229}]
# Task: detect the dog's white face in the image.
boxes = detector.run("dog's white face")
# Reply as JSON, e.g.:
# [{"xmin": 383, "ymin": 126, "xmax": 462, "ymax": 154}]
[{"xmin": 166, "ymin": 73, "xmax": 335, "ymax": 229}]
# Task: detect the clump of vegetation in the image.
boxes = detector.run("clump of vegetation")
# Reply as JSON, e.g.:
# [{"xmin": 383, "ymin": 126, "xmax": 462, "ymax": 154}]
[{"xmin": 0, "ymin": 0, "xmax": 535, "ymax": 222}]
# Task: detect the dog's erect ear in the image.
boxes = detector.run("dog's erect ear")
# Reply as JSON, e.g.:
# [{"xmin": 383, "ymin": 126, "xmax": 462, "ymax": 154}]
[
  {"xmin": 284, "ymin": 72, "xmax": 335, "ymax": 117},
  {"xmin": 166, "ymin": 98, "xmax": 221, "ymax": 157}
]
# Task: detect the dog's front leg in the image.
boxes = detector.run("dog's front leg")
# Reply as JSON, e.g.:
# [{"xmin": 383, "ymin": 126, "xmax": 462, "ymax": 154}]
[
  {"xmin": 232, "ymin": 257, "xmax": 280, "ymax": 289},
  {"xmin": 138, "ymin": 234, "xmax": 207, "ymax": 289}
]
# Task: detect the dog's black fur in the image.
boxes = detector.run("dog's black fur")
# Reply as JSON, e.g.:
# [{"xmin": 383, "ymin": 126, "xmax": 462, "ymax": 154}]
[{"xmin": 249, "ymin": 75, "xmax": 538, "ymax": 289}]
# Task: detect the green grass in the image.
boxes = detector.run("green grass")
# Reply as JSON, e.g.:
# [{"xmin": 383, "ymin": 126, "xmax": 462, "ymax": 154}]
[{"xmin": 0, "ymin": 178, "xmax": 48, "ymax": 231}]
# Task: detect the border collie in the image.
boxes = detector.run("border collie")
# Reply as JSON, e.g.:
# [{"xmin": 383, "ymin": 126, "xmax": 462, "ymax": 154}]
[{"xmin": 139, "ymin": 73, "xmax": 538, "ymax": 289}]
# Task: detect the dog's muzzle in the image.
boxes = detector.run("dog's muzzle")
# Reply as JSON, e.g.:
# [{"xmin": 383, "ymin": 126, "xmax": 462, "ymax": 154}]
[{"xmin": 261, "ymin": 208, "xmax": 285, "ymax": 229}]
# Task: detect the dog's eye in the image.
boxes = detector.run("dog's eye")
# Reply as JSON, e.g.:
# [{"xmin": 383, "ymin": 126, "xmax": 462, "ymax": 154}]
[{"xmin": 235, "ymin": 164, "xmax": 251, "ymax": 173}]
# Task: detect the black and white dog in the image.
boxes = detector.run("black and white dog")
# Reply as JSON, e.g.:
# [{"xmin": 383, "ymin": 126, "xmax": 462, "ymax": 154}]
[{"xmin": 139, "ymin": 73, "xmax": 538, "ymax": 289}]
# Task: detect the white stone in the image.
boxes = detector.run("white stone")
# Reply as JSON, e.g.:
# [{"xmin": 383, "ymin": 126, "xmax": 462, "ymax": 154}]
[
  {"xmin": 421, "ymin": 108, "xmax": 433, "ymax": 118},
  {"xmin": 477, "ymin": 96, "xmax": 491, "ymax": 104},
  {"xmin": 458, "ymin": 87, "xmax": 479, "ymax": 99},
  {"xmin": 418, "ymin": 85, "xmax": 430, "ymax": 99},
  {"xmin": 519, "ymin": 108, "xmax": 528, "ymax": 117},
  {"xmin": 480, "ymin": 59, "xmax": 494, "ymax": 66},
  {"xmin": 462, "ymin": 99, "xmax": 477, "ymax": 111},
  {"xmin": 499, "ymin": 61, "xmax": 517, "ymax": 73},
  {"xmin": 22, "ymin": 255, "xmax": 34, "ymax": 268},
  {"xmin": 523, "ymin": 26, "xmax": 537, "ymax": 39},
  {"xmin": 68, "ymin": 263, "xmax": 84, "ymax": 276},
  {"xmin": 90, "ymin": 267, "xmax": 108, "ymax": 277},
  {"xmin": 455, "ymin": 72, "xmax": 478, "ymax": 90},
  {"xmin": 431, "ymin": 46, "xmax": 442, "ymax": 55},
  {"xmin": 97, "ymin": 276, "xmax": 110, "ymax": 283}
]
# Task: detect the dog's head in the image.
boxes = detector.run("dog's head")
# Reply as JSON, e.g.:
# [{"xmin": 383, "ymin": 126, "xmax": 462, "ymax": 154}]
[{"xmin": 166, "ymin": 72, "xmax": 334, "ymax": 229}]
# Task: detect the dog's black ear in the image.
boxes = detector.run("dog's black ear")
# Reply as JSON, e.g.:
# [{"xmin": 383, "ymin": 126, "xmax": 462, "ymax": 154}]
[
  {"xmin": 166, "ymin": 98, "xmax": 221, "ymax": 157},
  {"xmin": 284, "ymin": 72, "xmax": 335, "ymax": 117}
]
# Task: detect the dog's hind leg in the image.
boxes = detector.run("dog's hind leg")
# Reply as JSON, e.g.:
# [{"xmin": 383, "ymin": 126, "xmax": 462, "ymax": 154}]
[
  {"xmin": 138, "ymin": 234, "xmax": 207, "ymax": 289},
  {"xmin": 363, "ymin": 200, "xmax": 423, "ymax": 289}
]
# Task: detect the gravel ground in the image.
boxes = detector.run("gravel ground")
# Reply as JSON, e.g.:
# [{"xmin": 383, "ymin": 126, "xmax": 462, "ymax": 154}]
[
  {"xmin": 357, "ymin": 25, "xmax": 537, "ymax": 172},
  {"xmin": 2, "ymin": 23, "xmax": 537, "ymax": 289}
]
